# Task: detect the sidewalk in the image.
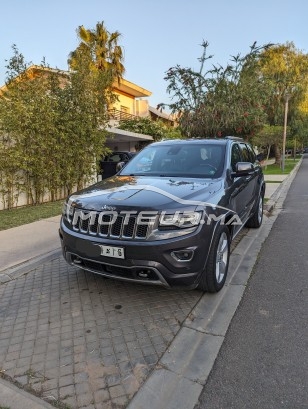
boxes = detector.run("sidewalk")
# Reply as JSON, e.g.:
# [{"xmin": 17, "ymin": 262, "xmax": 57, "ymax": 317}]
[
  {"xmin": 0, "ymin": 215, "xmax": 61, "ymax": 277},
  {"xmin": 264, "ymin": 174, "xmax": 288, "ymax": 203},
  {"xmin": 0, "ymin": 160, "xmax": 302, "ymax": 409}
]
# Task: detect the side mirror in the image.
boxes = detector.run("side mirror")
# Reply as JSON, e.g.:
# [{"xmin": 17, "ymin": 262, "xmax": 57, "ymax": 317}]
[{"xmin": 231, "ymin": 162, "xmax": 254, "ymax": 177}]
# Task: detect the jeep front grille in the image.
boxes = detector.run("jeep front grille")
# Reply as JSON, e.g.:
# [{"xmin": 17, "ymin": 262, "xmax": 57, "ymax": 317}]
[{"xmin": 69, "ymin": 210, "xmax": 153, "ymax": 240}]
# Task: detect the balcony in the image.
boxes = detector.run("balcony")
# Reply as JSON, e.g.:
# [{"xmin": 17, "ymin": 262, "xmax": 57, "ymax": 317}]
[{"xmin": 108, "ymin": 108, "xmax": 140, "ymax": 122}]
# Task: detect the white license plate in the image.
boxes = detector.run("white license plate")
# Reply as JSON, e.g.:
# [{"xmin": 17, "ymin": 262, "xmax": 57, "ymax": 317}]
[{"xmin": 100, "ymin": 245, "xmax": 125, "ymax": 259}]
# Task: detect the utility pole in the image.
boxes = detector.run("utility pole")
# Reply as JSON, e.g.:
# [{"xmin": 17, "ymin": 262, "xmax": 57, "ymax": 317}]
[{"xmin": 282, "ymin": 93, "xmax": 290, "ymax": 172}]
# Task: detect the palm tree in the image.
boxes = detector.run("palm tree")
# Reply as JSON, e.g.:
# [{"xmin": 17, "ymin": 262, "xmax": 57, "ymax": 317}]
[{"xmin": 68, "ymin": 21, "xmax": 125, "ymax": 83}]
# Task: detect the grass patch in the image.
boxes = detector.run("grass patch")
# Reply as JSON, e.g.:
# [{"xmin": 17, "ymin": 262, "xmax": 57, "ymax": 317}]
[
  {"xmin": 262, "ymin": 158, "xmax": 299, "ymax": 175},
  {"xmin": 0, "ymin": 200, "xmax": 63, "ymax": 231}
]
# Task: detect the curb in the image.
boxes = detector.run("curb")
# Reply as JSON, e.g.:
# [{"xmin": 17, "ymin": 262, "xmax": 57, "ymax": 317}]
[
  {"xmin": 0, "ymin": 377, "xmax": 55, "ymax": 409},
  {"xmin": 0, "ymin": 248, "xmax": 62, "ymax": 284}
]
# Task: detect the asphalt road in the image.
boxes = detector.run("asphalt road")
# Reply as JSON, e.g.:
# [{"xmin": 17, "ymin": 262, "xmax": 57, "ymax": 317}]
[{"xmin": 195, "ymin": 155, "xmax": 308, "ymax": 409}]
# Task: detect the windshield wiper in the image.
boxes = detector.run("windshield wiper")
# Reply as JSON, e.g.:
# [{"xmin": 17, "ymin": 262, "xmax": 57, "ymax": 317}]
[
  {"xmin": 123, "ymin": 173, "xmax": 147, "ymax": 176},
  {"xmin": 159, "ymin": 174, "xmax": 184, "ymax": 177}
]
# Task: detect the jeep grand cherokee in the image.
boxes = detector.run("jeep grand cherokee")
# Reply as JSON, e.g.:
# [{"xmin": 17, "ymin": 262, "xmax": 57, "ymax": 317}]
[{"xmin": 59, "ymin": 138, "xmax": 265, "ymax": 292}]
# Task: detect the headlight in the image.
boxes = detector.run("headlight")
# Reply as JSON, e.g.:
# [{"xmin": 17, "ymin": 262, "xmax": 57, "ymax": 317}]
[
  {"xmin": 147, "ymin": 211, "xmax": 202, "ymax": 240},
  {"xmin": 62, "ymin": 202, "xmax": 67, "ymax": 216},
  {"xmin": 159, "ymin": 211, "xmax": 202, "ymax": 229},
  {"xmin": 62, "ymin": 201, "xmax": 74, "ymax": 221}
]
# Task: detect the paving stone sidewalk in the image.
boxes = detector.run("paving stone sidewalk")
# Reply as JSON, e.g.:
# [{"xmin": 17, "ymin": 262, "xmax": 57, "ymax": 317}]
[
  {"xmin": 0, "ymin": 226, "xmax": 247, "ymax": 409},
  {"xmin": 0, "ymin": 257, "xmax": 203, "ymax": 408}
]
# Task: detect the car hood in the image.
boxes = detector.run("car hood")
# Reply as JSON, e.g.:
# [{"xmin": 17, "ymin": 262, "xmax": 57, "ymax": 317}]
[{"xmin": 68, "ymin": 176, "xmax": 223, "ymax": 211}]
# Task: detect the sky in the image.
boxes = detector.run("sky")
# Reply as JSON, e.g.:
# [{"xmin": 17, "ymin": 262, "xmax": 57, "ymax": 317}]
[{"xmin": 1, "ymin": 0, "xmax": 307, "ymax": 109}]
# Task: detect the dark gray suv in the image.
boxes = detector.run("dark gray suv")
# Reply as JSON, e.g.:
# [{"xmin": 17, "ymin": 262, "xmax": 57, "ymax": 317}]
[{"xmin": 59, "ymin": 137, "xmax": 265, "ymax": 292}]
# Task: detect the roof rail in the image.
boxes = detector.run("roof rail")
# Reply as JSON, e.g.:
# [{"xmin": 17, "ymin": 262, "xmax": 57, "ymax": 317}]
[{"xmin": 225, "ymin": 136, "xmax": 244, "ymax": 141}]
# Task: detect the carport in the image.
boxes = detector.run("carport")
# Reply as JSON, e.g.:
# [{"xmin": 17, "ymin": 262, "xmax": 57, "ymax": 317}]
[{"xmin": 106, "ymin": 127, "xmax": 154, "ymax": 152}]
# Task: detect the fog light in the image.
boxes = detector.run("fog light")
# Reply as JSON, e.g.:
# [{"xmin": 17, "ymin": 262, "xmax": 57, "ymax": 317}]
[
  {"xmin": 171, "ymin": 249, "xmax": 194, "ymax": 262},
  {"xmin": 138, "ymin": 269, "xmax": 151, "ymax": 278}
]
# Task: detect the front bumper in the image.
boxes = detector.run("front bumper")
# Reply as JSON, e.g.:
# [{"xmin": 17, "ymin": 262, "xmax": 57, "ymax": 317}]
[{"xmin": 59, "ymin": 218, "xmax": 215, "ymax": 289}]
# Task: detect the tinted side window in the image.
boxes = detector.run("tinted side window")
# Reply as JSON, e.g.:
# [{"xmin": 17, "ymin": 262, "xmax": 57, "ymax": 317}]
[
  {"xmin": 107, "ymin": 154, "xmax": 121, "ymax": 162},
  {"xmin": 231, "ymin": 144, "xmax": 242, "ymax": 171},
  {"xmin": 239, "ymin": 143, "xmax": 250, "ymax": 162},
  {"xmin": 120, "ymin": 154, "xmax": 129, "ymax": 161},
  {"xmin": 246, "ymin": 144, "xmax": 256, "ymax": 163}
]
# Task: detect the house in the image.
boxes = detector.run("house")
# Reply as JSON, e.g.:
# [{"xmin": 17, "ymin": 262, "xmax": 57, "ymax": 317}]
[
  {"xmin": 105, "ymin": 77, "xmax": 154, "ymax": 152},
  {"xmin": 148, "ymin": 105, "xmax": 176, "ymax": 127},
  {"xmin": 105, "ymin": 77, "xmax": 177, "ymax": 152}
]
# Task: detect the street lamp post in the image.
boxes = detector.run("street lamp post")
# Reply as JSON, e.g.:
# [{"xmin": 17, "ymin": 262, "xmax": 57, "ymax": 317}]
[{"xmin": 282, "ymin": 93, "xmax": 290, "ymax": 172}]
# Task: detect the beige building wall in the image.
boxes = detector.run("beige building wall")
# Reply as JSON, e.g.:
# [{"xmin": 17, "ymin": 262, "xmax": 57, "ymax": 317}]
[
  {"xmin": 112, "ymin": 93, "xmax": 136, "ymax": 114},
  {"xmin": 136, "ymin": 99, "xmax": 150, "ymax": 117},
  {"xmin": 112, "ymin": 93, "xmax": 150, "ymax": 117}
]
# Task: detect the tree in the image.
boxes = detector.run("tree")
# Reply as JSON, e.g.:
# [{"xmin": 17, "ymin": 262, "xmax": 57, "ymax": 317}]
[
  {"xmin": 65, "ymin": 21, "xmax": 127, "ymax": 189},
  {"xmin": 0, "ymin": 22, "xmax": 126, "ymax": 208},
  {"xmin": 55, "ymin": 47, "xmax": 110, "ymax": 193},
  {"xmin": 4, "ymin": 44, "xmax": 31, "ymax": 84},
  {"xmin": 116, "ymin": 117, "xmax": 183, "ymax": 141},
  {"xmin": 252, "ymin": 124, "xmax": 284, "ymax": 162},
  {"xmin": 0, "ymin": 24, "xmax": 126, "ymax": 208},
  {"xmin": 290, "ymin": 114, "xmax": 308, "ymax": 150},
  {"xmin": 159, "ymin": 41, "xmax": 272, "ymax": 139},
  {"xmin": 68, "ymin": 21, "xmax": 125, "ymax": 84},
  {"xmin": 258, "ymin": 42, "xmax": 308, "ymax": 163},
  {"xmin": 259, "ymin": 42, "xmax": 308, "ymax": 122},
  {"xmin": 0, "ymin": 48, "xmax": 62, "ymax": 205}
]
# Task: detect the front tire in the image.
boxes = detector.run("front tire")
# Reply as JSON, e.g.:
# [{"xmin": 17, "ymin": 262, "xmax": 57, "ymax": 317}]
[
  {"xmin": 198, "ymin": 225, "xmax": 230, "ymax": 293},
  {"xmin": 246, "ymin": 193, "xmax": 263, "ymax": 228}
]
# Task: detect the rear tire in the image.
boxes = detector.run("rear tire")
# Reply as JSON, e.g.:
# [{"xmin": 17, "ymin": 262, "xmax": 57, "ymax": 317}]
[
  {"xmin": 198, "ymin": 225, "xmax": 230, "ymax": 293},
  {"xmin": 246, "ymin": 193, "xmax": 263, "ymax": 228}
]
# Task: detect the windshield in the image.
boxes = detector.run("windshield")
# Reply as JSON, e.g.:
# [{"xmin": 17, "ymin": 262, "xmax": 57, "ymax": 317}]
[{"xmin": 120, "ymin": 143, "xmax": 225, "ymax": 178}]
